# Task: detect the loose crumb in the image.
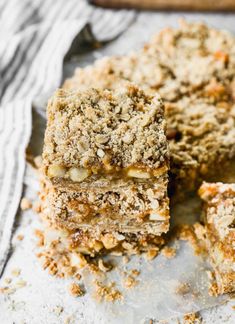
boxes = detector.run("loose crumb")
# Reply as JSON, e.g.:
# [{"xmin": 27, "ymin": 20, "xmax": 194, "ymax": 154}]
[
  {"xmin": 183, "ymin": 312, "xmax": 201, "ymax": 323},
  {"xmin": 98, "ymin": 259, "xmax": 112, "ymax": 272},
  {"xmin": 32, "ymin": 201, "xmax": 42, "ymax": 213},
  {"xmin": 20, "ymin": 197, "xmax": 32, "ymax": 211},
  {"xmin": 68, "ymin": 283, "xmax": 84, "ymax": 297},
  {"xmin": 0, "ymin": 287, "xmax": 16, "ymax": 295},
  {"xmin": 123, "ymin": 275, "xmax": 138, "ymax": 289},
  {"xmin": 87, "ymin": 263, "xmax": 100, "ymax": 275},
  {"xmin": 161, "ymin": 246, "xmax": 176, "ymax": 259},
  {"xmin": 16, "ymin": 234, "xmax": 24, "ymax": 241},
  {"xmin": 34, "ymin": 229, "xmax": 45, "ymax": 247},
  {"xmin": 15, "ymin": 280, "xmax": 27, "ymax": 289},
  {"xmin": 145, "ymin": 248, "xmax": 159, "ymax": 260},
  {"xmin": 75, "ymin": 273, "xmax": 81, "ymax": 280},
  {"xmin": 4, "ymin": 278, "xmax": 12, "ymax": 284},
  {"xmin": 175, "ymin": 282, "xmax": 191, "ymax": 295},
  {"xmin": 122, "ymin": 256, "xmax": 129, "ymax": 264},
  {"xmin": 131, "ymin": 269, "xmax": 140, "ymax": 277},
  {"xmin": 64, "ymin": 315, "xmax": 75, "ymax": 324},
  {"xmin": 94, "ymin": 280, "xmax": 122, "ymax": 302},
  {"xmin": 53, "ymin": 305, "xmax": 64, "ymax": 316},
  {"xmin": 11, "ymin": 268, "xmax": 21, "ymax": 277}
]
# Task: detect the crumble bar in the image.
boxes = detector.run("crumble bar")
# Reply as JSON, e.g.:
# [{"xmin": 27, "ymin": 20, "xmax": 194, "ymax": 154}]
[
  {"xmin": 63, "ymin": 21, "xmax": 235, "ymax": 194},
  {"xmin": 199, "ymin": 182, "xmax": 235, "ymax": 294},
  {"xmin": 43, "ymin": 85, "xmax": 168, "ymax": 182},
  {"xmin": 41, "ymin": 84, "xmax": 170, "ymax": 255}
]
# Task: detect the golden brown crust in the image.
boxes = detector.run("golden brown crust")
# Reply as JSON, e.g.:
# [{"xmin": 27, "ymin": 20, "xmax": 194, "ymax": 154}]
[{"xmin": 199, "ymin": 182, "xmax": 235, "ymax": 294}]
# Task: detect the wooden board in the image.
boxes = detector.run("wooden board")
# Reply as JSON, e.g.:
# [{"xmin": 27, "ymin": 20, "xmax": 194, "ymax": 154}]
[{"xmin": 91, "ymin": 0, "xmax": 235, "ymax": 11}]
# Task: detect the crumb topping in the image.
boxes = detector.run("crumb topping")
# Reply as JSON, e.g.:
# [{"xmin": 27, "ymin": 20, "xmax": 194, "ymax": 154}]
[{"xmin": 43, "ymin": 85, "xmax": 168, "ymax": 173}]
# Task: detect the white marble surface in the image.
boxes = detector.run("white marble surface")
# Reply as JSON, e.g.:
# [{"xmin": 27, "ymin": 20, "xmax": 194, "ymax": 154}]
[{"xmin": 1, "ymin": 11, "xmax": 235, "ymax": 324}]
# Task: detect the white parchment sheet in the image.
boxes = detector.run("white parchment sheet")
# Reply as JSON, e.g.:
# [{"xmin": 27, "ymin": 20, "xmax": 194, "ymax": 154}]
[{"xmin": 1, "ymin": 12, "xmax": 235, "ymax": 324}]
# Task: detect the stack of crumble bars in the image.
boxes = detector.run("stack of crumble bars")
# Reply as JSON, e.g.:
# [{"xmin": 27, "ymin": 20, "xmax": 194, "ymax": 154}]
[
  {"xmin": 41, "ymin": 85, "xmax": 170, "ymax": 256},
  {"xmin": 39, "ymin": 21, "xmax": 235, "ymax": 293}
]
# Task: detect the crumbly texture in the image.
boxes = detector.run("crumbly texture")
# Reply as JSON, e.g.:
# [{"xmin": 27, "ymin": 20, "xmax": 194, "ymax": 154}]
[
  {"xmin": 122, "ymin": 275, "xmax": 139, "ymax": 289},
  {"xmin": 183, "ymin": 312, "xmax": 201, "ymax": 324},
  {"xmin": 199, "ymin": 182, "xmax": 235, "ymax": 294},
  {"xmin": 39, "ymin": 176, "xmax": 169, "ymax": 236},
  {"xmin": 41, "ymin": 85, "xmax": 170, "ymax": 249},
  {"xmin": 161, "ymin": 246, "xmax": 176, "ymax": 259},
  {"xmin": 68, "ymin": 283, "xmax": 84, "ymax": 297},
  {"xmin": 64, "ymin": 20, "xmax": 235, "ymax": 194},
  {"xmin": 37, "ymin": 207, "xmax": 166, "ymax": 257},
  {"xmin": 43, "ymin": 85, "xmax": 168, "ymax": 178},
  {"xmin": 93, "ymin": 280, "xmax": 122, "ymax": 302}
]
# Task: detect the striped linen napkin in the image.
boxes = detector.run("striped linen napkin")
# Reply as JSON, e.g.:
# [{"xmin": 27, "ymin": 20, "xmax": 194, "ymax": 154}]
[{"xmin": 0, "ymin": 0, "xmax": 135, "ymax": 276}]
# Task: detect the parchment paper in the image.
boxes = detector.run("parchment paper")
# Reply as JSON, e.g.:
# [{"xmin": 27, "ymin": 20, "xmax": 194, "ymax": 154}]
[{"xmin": 1, "ymin": 11, "xmax": 235, "ymax": 324}]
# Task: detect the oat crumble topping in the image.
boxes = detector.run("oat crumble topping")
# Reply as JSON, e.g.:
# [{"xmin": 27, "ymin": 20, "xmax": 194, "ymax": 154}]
[
  {"xmin": 199, "ymin": 182, "xmax": 235, "ymax": 294},
  {"xmin": 43, "ymin": 85, "xmax": 168, "ymax": 175}
]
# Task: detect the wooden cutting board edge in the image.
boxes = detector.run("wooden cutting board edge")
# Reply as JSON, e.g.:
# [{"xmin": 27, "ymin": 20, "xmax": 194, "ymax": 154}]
[{"xmin": 90, "ymin": 0, "xmax": 235, "ymax": 11}]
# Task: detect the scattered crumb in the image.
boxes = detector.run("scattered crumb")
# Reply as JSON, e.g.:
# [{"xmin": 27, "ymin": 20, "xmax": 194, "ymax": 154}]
[
  {"xmin": 208, "ymin": 282, "xmax": 219, "ymax": 296},
  {"xmin": 32, "ymin": 201, "xmax": 42, "ymax": 213},
  {"xmin": 123, "ymin": 275, "xmax": 139, "ymax": 289},
  {"xmin": 4, "ymin": 278, "xmax": 12, "ymax": 284},
  {"xmin": 161, "ymin": 246, "xmax": 176, "ymax": 259},
  {"xmin": 53, "ymin": 305, "xmax": 64, "ymax": 316},
  {"xmin": 175, "ymin": 282, "xmax": 191, "ymax": 295},
  {"xmin": 16, "ymin": 234, "xmax": 24, "ymax": 241},
  {"xmin": 98, "ymin": 259, "xmax": 112, "ymax": 272},
  {"xmin": 122, "ymin": 256, "xmax": 129, "ymax": 264},
  {"xmin": 68, "ymin": 283, "xmax": 85, "ymax": 297},
  {"xmin": 20, "ymin": 197, "xmax": 32, "ymax": 211},
  {"xmin": 145, "ymin": 248, "xmax": 159, "ymax": 260},
  {"xmin": 64, "ymin": 315, "xmax": 75, "ymax": 324},
  {"xmin": 75, "ymin": 273, "xmax": 81, "ymax": 280},
  {"xmin": 131, "ymin": 269, "xmax": 140, "ymax": 277},
  {"xmin": 232, "ymin": 305, "xmax": 235, "ymax": 310},
  {"xmin": 0, "ymin": 277, "xmax": 26, "ymax": 295},
  {"xmin": 15, "ymin": 280, "xmax": 27, "ymax": 289},
  {"xmin": 11, "ymin": 268, "xmax": 21, "ymax": 277},
  {"xmin": 34, "ymin": 229, "xmax": 45, "ymax": 247},
  {"xmin": 94, "ymin": 280, "xmax": 122, "ymax": 302},
  {"xmin": 0, "ymin": 287, "xmax": 16, "ymax": 295},
  {"xmin": 34, "ymin": 155, "xmax": 43, "ymax": 169},
  {"xmin": 183, "ymin": 312, "xmax": 201, "ymax": 323},
  {"xmin": 87, "ymin": 263, "xmax": 100, "ymax": 275}
]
